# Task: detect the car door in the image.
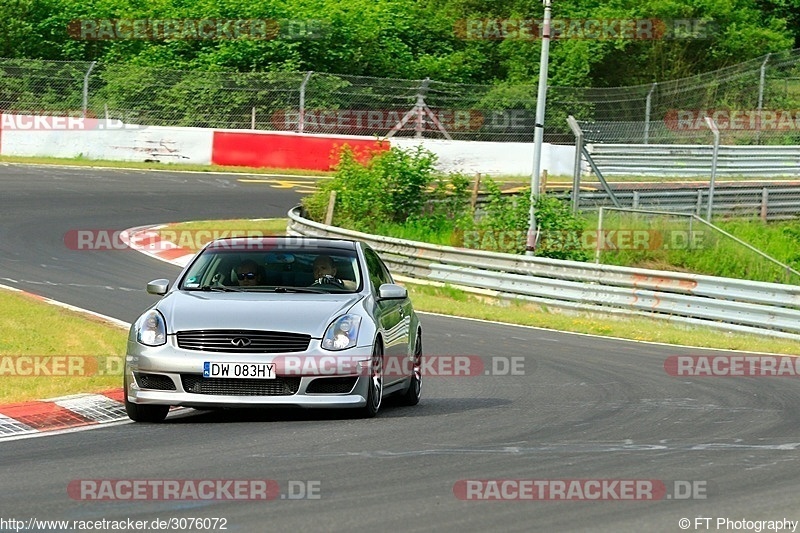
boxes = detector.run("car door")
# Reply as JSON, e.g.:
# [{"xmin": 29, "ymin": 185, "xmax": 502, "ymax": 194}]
[{"xmin": 363, "ymin": 247, "xmax": 410, "ymax": 385}]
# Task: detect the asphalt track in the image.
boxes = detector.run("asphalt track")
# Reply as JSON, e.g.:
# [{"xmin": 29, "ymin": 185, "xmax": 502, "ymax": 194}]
[{"xmin": 1, "ymin": 164, "xmax": 800, "ymax": 532}]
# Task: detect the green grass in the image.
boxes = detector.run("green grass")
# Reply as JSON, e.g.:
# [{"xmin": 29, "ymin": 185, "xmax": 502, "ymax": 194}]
[
  {"xmin": 370, "ymin": 219, "xmax": 462, "ymax": 247},
  {"xmin": 365, "ymin": 210, "xmax": 800, "ymax": 284},
  {"xmin": 0, "ymin": 290, "xmax": 127, "ymax": 403},
  {"xmin": 407, "ymin": 283, "xmax": 800, "ymax": 355},
  {"xmin": 584, "ymin": 212, "xmax": 800, "ymax": 284},
  {"xmin": 0, "ymin": 154, "xmax": 334, "ymax": 177}
]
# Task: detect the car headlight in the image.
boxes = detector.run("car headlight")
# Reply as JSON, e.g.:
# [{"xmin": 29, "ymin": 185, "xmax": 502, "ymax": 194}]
[
  {"xmin": 322, "ymin": 315, "xmax": 362, "ymax": 351},
  {"xmin": 136, "ymin": 309, "xmax": 167, "ymax": 347}
]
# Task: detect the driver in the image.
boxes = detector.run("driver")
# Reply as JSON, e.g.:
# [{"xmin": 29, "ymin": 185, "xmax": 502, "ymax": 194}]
[{"xmin": 312, "ymin": 255, "xmax": 346, "ymax": 288}]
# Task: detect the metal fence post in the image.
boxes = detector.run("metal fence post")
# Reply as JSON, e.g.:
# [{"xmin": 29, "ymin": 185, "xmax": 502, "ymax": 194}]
[
  {"xmin": 82, "ymin": 61, "xmax": 97, "ymax": 117},
  {"xmin": 756, "ymin": 53, "xmax": 771, "ymax": 145},
  {"xmin": 415, "ymin": 78, "xmax": 432, "ymax": 138},
  {"xmin": 644, "ymin": 82, "xmax": 656, "ymax": 144},
  {"xmin": 567, "ymin": 116, "xmax": 584, "ymax": 213},
  {"xmin": 703, "ymin": 117, "xmax": 720, "ymax": 221},
  {"xmin": 298, "ymin": 71, "xmax": 313, "ymax": 133}
]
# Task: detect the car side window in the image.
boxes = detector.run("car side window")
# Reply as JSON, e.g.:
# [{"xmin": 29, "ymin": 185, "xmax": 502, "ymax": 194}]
[{"xmin": 364, "ymin": 248, "xmax": 392, "ymax": 293}]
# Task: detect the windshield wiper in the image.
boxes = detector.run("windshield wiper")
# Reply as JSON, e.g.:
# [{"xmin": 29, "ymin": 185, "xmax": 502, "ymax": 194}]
[
  {"xmin": 192, "ymin": 285, "xmax": 243, "ymax": 292},
  {"xmin": 270, "ymin": 286, "xmax": 326, "ymax": 293}
]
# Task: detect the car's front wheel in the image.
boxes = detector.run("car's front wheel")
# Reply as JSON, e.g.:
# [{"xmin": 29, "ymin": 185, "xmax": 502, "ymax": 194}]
[
  {"xmin": 357, "ymin": 341, "xmax": 383, "ymax": 418},
  {"xmin": 124, "ymin": 374, "xmax": 169, "ymax": 423},
  {"xmin": 398, "ymin": 330, "xmax": 422, "ymax": 406}
]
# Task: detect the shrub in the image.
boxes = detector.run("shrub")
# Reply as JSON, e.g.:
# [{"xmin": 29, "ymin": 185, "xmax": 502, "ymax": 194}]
[
  {"xmin": 302, "ymin": 144, "xmax": 462, "ymax": 231},
  {"xmin": 475, "ymin": 179, "xmax": 590, "ymax": 261}
]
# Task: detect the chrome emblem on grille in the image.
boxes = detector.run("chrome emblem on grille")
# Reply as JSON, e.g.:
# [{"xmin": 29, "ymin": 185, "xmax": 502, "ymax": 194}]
[{"xmin": 231, "ymin": 337, "xmax": 252, "ymax": 347}]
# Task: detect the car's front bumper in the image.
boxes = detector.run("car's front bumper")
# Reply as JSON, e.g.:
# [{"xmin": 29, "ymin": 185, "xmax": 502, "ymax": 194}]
[{"xmin": 125, "ymin": 337, "xmax": 375, "ymax": 409}]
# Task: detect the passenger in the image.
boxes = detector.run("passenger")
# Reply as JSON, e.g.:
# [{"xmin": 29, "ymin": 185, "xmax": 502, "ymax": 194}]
[{"xmin": 235, "ymin": 259, "xmax": 263, "ymax": 286}]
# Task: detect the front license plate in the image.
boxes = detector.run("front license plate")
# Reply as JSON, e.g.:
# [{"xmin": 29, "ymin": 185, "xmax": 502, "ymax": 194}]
[{"xmin": 203, "ymin": 362, "xmax": 276, "ymax": 379}]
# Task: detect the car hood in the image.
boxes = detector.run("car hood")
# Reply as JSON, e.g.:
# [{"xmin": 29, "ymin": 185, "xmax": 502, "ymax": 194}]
[{"xmin": 156, "ymin": 290, "xmax": 363, "ymax": 338}]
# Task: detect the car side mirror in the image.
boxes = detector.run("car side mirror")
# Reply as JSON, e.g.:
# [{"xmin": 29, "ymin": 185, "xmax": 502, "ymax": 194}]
[
  {"xmin": 377, "ymin": 283, "xmax": 407, "ymax": 300},
  {"xmin": 146, "ymin": 279, "xmax": 170, "ymax": 295}
]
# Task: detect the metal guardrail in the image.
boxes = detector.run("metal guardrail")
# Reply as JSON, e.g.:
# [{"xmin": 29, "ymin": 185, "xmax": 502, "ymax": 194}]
[
  {"xmin": 560, "ymin": 186, "xmax": 800, "ymax": 220},
  {"xmin": 587, "ymin": 144, "xmax": 800, "ymax": 177},
  {"xmin": 287, "ymin": 207, "xmax": 800, "ymax": 341}
]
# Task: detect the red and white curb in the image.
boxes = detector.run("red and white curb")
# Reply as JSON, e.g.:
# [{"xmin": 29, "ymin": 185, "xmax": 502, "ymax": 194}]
[
  {"xmin": 0, "ymin": 390, "xmax": 128, "ymax": 440},
  {"xmin": 0, "ymin": 283, "xmax": 132, "ymax": 440},
  {"xmin": 0, "ymin": 226, "xmax": 200, "ymax": 440},
  {"xmin": 120, "ymin": 224, "xmax": 195, "ymax": 267}
]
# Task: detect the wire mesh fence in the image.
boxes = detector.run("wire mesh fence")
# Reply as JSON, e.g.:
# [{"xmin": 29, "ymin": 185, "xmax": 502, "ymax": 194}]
[{"xmin": 2, "ymin": 50, "xmax": 800, "ymax": 143}]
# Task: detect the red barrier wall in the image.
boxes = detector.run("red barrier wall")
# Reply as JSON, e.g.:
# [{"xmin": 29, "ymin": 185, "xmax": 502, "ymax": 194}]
[{"xmin": 211, "ymin": 131, "xmax": 388, "ymax": 170}]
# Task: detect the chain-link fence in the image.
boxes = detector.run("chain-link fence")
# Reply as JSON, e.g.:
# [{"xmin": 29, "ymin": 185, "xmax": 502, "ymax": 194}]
[{"xmin": 2, "ymin": 50, "xmax": 800, "ymax": 143}]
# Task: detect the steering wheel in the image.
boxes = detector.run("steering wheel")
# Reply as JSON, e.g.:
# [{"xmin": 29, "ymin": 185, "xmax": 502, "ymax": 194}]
[{"xmin": 313, "ymin": 275, "xmax": 346, "ymax": 288}]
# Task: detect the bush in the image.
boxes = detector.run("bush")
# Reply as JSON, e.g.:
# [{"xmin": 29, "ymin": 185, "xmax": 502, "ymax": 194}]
[
  {"xmin": 302, "ymin": 144, "xmax": 467, "ymax": 231},
  {"xmin": 304, "ymin": 156, "xmax": 588, "ymax": 261},
  {"xmin": 472, "ymin": 179, "xmax": 590, "ymax": 261}
]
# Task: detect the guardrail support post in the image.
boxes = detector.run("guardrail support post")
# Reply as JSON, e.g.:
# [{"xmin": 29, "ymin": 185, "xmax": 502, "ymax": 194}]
[
  {"xmin": 761, "ymin": 187, "xmax": 769, "ymax": 221},
  {"xmin": 595, "ymin": 207, "xmax": 605, "ymax": 264}
]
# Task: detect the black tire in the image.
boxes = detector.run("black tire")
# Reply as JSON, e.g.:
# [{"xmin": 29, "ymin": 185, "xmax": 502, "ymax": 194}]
[
  {"xmin": 398, "ymin": 330, "xmax": 422, "ymax": 406},
  {"xmin": 124, "ymin": 374, "xmax": 169, "ymax": 423},
  {"xmin": 357, "ymin": 341, "xmax": 383, "ymax": 418}
]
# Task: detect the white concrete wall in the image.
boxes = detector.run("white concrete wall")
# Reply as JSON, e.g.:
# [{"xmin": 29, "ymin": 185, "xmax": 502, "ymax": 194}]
[
  {"xmin": 0, "ymin": 113, "xmax": 576, "ymax": 175},
  {"xmin": 0, "ymin": 116, "xmax": 213, "ymax": 164},
  {"xmin": 391, "ymin": 138, "xmax": 575, "ymax": 177}
]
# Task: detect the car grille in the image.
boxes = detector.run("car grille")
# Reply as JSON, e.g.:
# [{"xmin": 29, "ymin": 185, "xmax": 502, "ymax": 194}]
[
  {"xmin": 306, "ymin": 377, "xmax": 358, "ymax": 394},
  {"xmin": 176, "ymin": 329, "xmax": 311, "ymax": 353},
  {"xmin": 134, "ymin": 372, "xmax": 177, "ymax": 391},
  {"xmin": 181, "ymin": 375, "xmax": 301, "ymax": 396}
]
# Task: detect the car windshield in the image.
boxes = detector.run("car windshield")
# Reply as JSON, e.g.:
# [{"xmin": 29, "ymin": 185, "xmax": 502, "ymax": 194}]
[{"xmin": 179, "ymin": 246, "xmax": 362, "ymax": 293}]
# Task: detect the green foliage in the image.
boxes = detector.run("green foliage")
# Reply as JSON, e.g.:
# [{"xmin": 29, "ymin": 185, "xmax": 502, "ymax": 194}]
[
  {"xmin": 0, "ymin": 0, "xmax": 797, "ymax": 89},
  {"xmin": 375, "ymin": 145, "xmax": 439, "ymax": 222},
  {"xmin": 471, "ymin": 179, "xmax": 590, "ymax": 260},
  {"xmin": 302, "ymin": 145, "xmax": 458, "ymax": 231}
]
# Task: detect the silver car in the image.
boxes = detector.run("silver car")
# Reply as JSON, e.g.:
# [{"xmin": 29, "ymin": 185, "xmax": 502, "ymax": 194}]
[{"xmin": 124, "ymin": 236, "xmax": 422, "ymax": 422}]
